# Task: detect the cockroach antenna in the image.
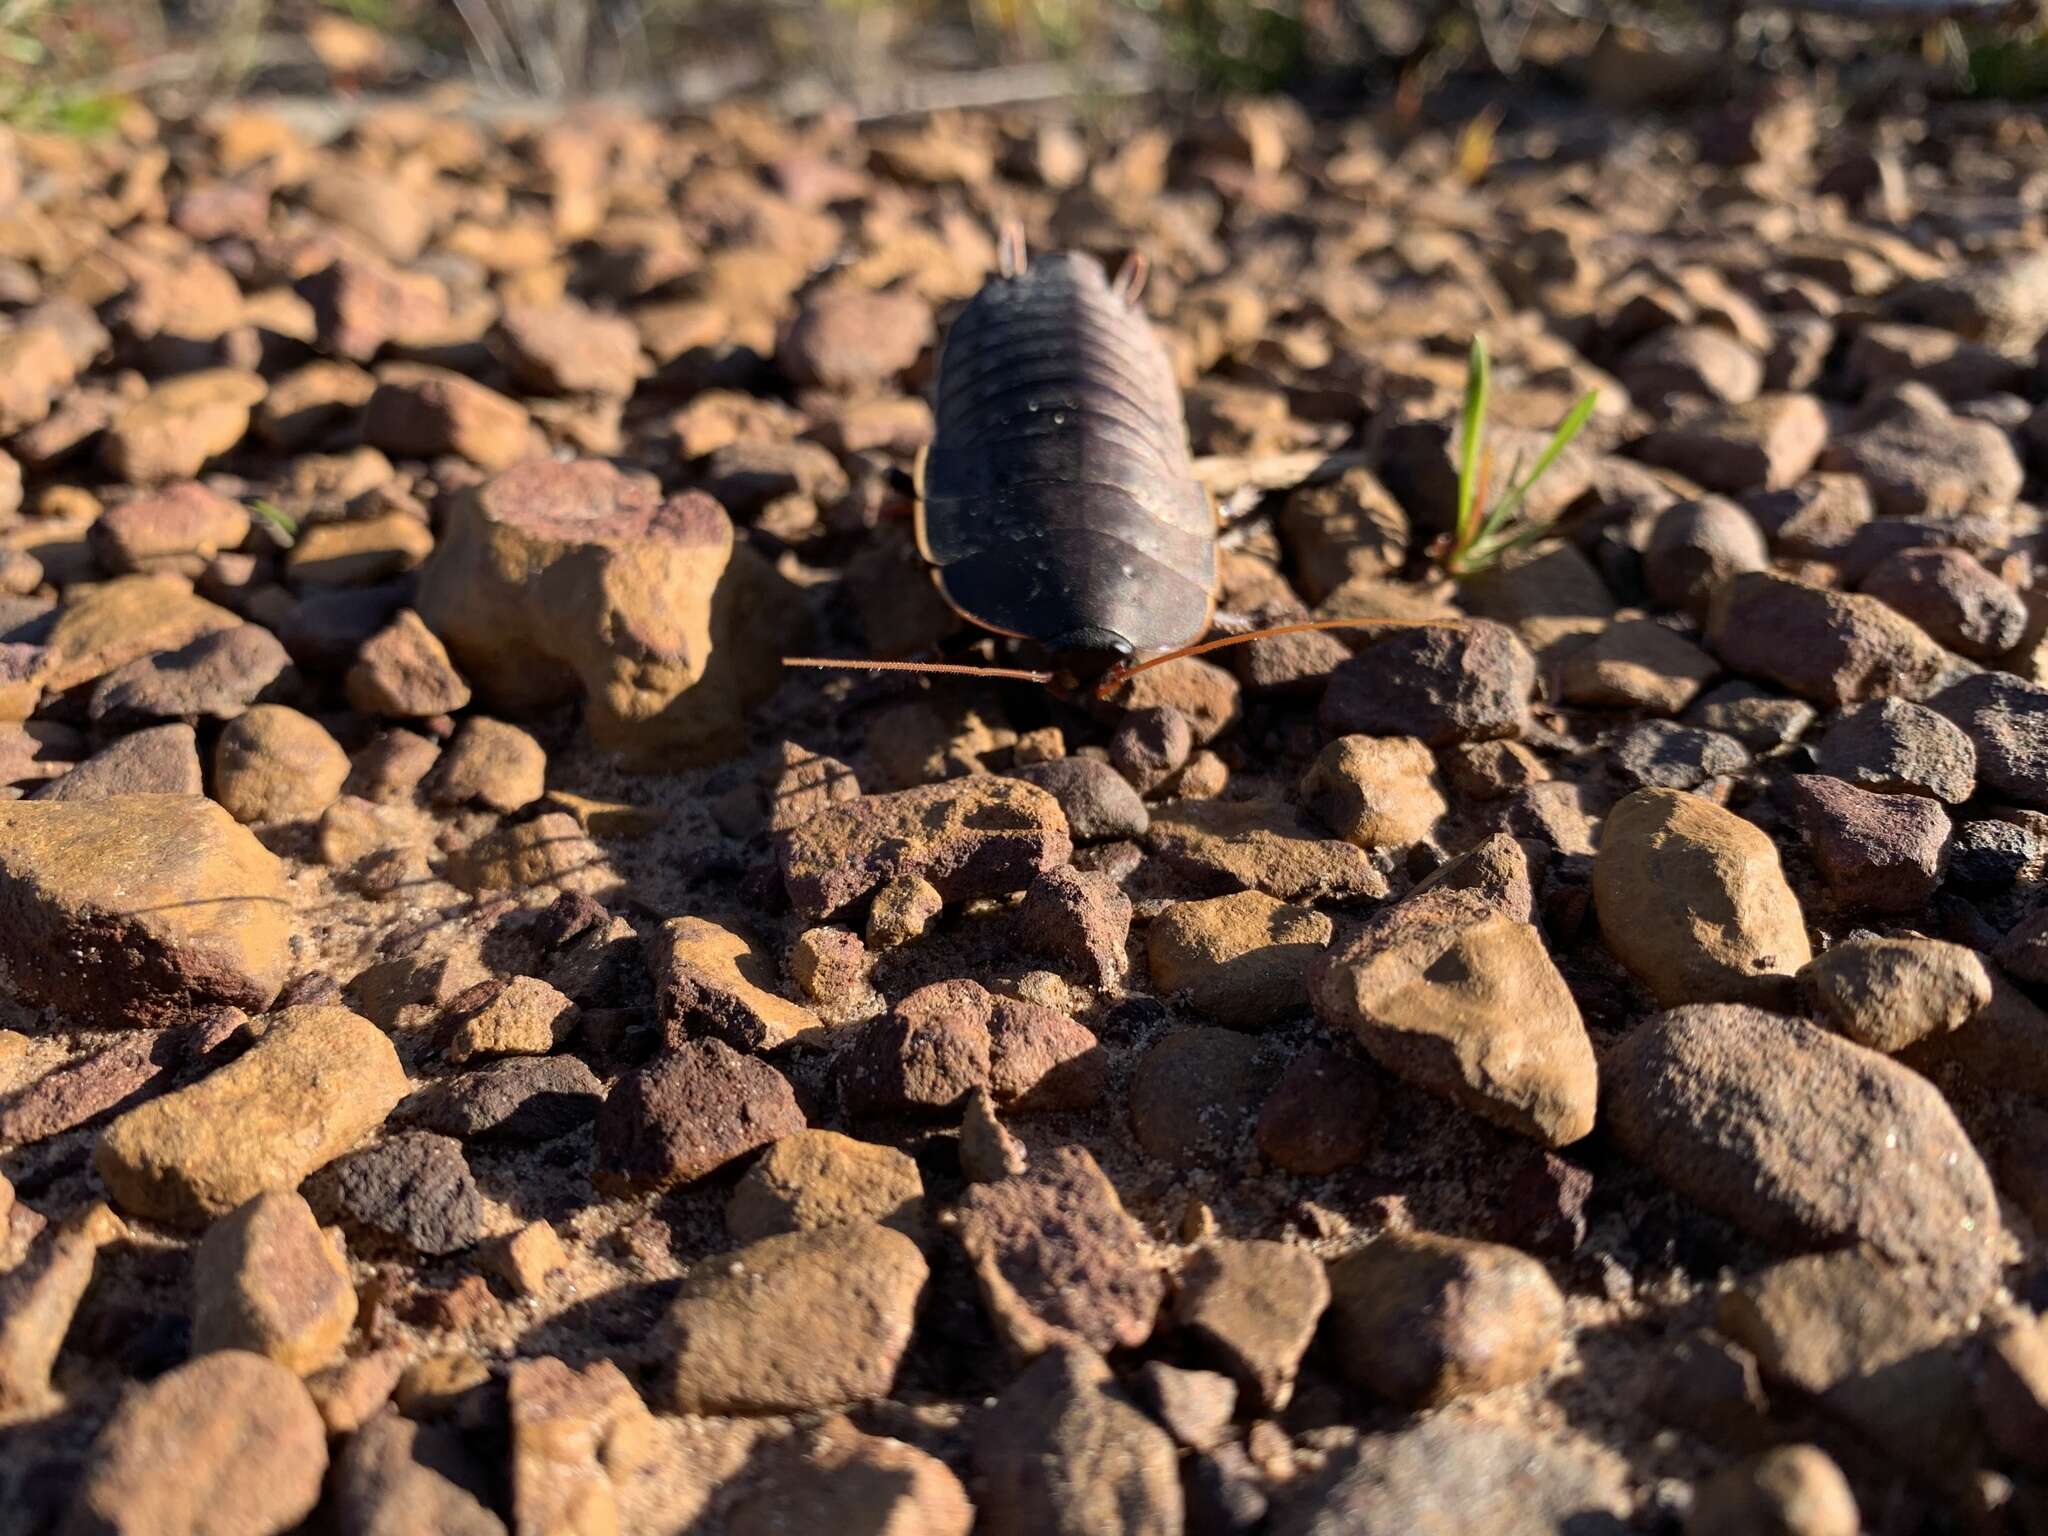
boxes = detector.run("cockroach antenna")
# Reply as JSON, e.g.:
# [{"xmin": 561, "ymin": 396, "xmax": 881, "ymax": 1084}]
[
  {"xmin": 1094, "ymin": 617, "xmax": 1467, "ymax": 698},
  {"xmin": 783, "ymin": 656, "xmax": 1058, "ymax": 685}
]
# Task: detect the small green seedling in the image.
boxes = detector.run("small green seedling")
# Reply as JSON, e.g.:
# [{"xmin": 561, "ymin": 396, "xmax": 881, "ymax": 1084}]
[
  {"xmin": 1443, "ymin": 336, "xmax": 1599, "ymax": 578},
  {"xmin": 248, "ymin": 499, "xmax": 300, "ymax": 548}
]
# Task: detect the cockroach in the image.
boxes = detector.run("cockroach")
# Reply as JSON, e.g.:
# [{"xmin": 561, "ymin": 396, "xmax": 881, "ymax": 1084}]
[{"xmin": 788, "ymin": 230, "xmax": 1441, "ymax": 698}]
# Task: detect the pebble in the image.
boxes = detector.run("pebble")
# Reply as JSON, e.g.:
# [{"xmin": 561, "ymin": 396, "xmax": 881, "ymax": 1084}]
[
  {"xmin": 956, "ymin": 1145, "xmax": 1163, "ymax": 1357},
  {"xmin": 1815, "ymin": 697, "xmax": 1976, "ymax": 802},
  {"xmin": 1319, "ymin": 620, "xmax": 1535, "ymax": 745},
  {"xmin": 65, "ymin": 1351, "xmax": 327, "ymax": 1536},
  {"xmin": 1784, "ymin": 773, "xmax": 1948, "ymax": 911},
  {"xmin": 364, "ymin": 363, "xmax": 534, "ymax": 470},
  {"xmin": 1621, "ymin": 323, "xmax": 1762, "ymax": 403},
  {"xmin": 959, "ymin": 1087, "xmax": 1028, "ymax": 1182},
  {"xmin": 191, "ymin": 1191, "xmax": 355, "ymax": 1373},
  {"xmin": 1560, "ymin": 619, "xmax": 1720, "ymax": 714},
  {"xmin": 483, "ymin": 1221, "xmax": 568, "ymax": 1298},
  {"xmin": 1636, "ymin": 393, "xmax": 1828, "ymax": 493},
  {"xmin": 1684, "ymin": 1445, "xmax": 1860, "ymax": 1536},
  {"xmin": 1299, "ymin": 733, "xmax": 1446, "ymax": 848},
  {"xmin": 725, "ymin": 1129, "xmax": 924, "ymax": 1243},
  {"xmin": 659, "ymin": 1222, "xmax": 927, "ymax": 1414},
  {"xmin": 726, "ymin": 1418, "xmax": 973, "ymax": 1536},
  {"xmin": 33, "ymin": 723, "xmax": 204, "ymax": 800},
  {"xmin": 446, "ymin": 811, "xmax": 620, "ymax": 899},
  {"xmin": 211, "ymin": 704, "xmax": 350, "ymax": 823},
  {"xmin": 1706, "ymin": 571, "xmax": 1959, "ymax": 708},
  {"xmin": 594, "ymin": 1039, "xmax": 804, "ymax": 1196},
  {"xmin": 974, "ymin": 1346, "xmax": 1183, "ymax": 1536},
  {"xmin": 1411, "ymin": 830, "xmax": 1540, "ymax": 922},
  {"xmin": 426, "ymin": 717, "xmax": 546, "ymax": 812},
  {"xmin": 302, "ymin": 1130, "xmax": 482, "ymax": 1258},
  {"xmin": 507, "ymin": 1356, "xmax": 657, "ymax": 1536},
  {"xmin": 443, "ymin": 974, "xmax": 579, "ymax": 1061},
  {"xmin": 1256, "ymin": 1044, "xmax": 1379, "ymax": 1174},
  {"xmin": 1173, "ymin": 1238, "xmax": 1329, "ymax": 1413},
  {"xmin": 764, "ymin": 741, "xmax": 859, "ymax": 832},
  {"xmin": 1818, "ymin": 383, "xmax": 2023, "ymax": 518},
  {"xmin": 40, "ymin": 576, "xmax": 241, "ymax": 696},
  {"xmin": 400, "ymin": 1055, "xmax": 603, "ymax": 1143},
  {"xmin": 1644, "ymin": 500, "xmax": 1769, "ymax": 619},
  {"xmin": 1106, "ymin": 656, "xmax": 1241, "ymax": 743},
  {"xmin": 95, "ymin": 1003, "xmax": 405, "ymax": 1226},
  {"xmin": 779, "ymin": 777, "xmax": 1071, "ymax": 920},
  {"xmin": 0, "ymin": 1202, "xmax": 126, "ymax": 1413},
  {"xmin": 1324, "ymin": 1230, "xmax": 1565, "ymax": 1407},
  {"xmin": 495, "ymin": 299, "xmax": 645, "ymax": 396},
  {"xmin": 1007, "ymin": 758, "xmax": 1150, "ymax": 847},
  {"xmin": 1610, "ymin": 719, "xmax": 1751, "ymax": 790},
  {"xmin": 1443, "ymin": 738, "xmax": 1551, "ymax": 799},
  {"xmin": 1015, "ymin": 866, "xmax": 1131, "ymax": 988},
  {"xmin": 1593, "ymin": 787, "xmax": 1811, "ymax": 1007},
  {"xmin": 89, "ymin": 481, "xmax": 250, "ymax": 577},
  {"xmin": 778, "ymin": 285, "xmax": 935, "ymax": 391},
  {"xmin": 285, "ymin": 513, "xmax": 434, "ymax": 589},
  {"xmin": 1128, "ymin": 1025, "xmax": 1273, "ymax": 1167},
  {"xmin": 1313, "ymin": 888, "xmax": 1597, "ymax": 1146},
  {"xmin": 1131, "ymin": 1361, "xmax": 1237, "ymax": 1451},
  {"xmin": 345, "ymin": 608, "xmax": 473, "ymax": 717},
  {"xmin": 1932, "ymin": 671, "xmax": 2048, "ymax": 805},
  {"xmin": 1606, "ymin": 1005, "xmax": 1999, "ymax": 1294},
  {"xmin": 331, "ymin": 1410, "xmax": 506, "ymax": 1536},
  {"xmin": 1147, "ymin": 889, "xmax": 1332, "ymax": 1028},
  {"xmin": 90, "ymin": 624, "xmax": 292, "ymax": 729},
  {"xmin": 1798, "ymin": 936, "xmax": 1990, "ymax": 1051},
  {"xmin": 865, "ymin": 873, "xmax": 942, "ymax": 950},
  {"xmin": 1684, "ymin": 680, "xmax": 1816, "ymax": 751},
  {"xmin": 650, "ymin": 915, "xmax": 821, "ymax": 1052},
  {"xmin": 1107, "ymin": 705, "xmax": 1192, "ymax": 794},
  {"xmin": 836, "ymin": 979, "xmax": 992, "ymax": 1118},
  {"xmin": 1145, "ymin": 798, "xmax": 1389, "ymax": 903},
  {"xmin": 1860, "ymin": 546, "xmax": 2026, "ymax": 659}
]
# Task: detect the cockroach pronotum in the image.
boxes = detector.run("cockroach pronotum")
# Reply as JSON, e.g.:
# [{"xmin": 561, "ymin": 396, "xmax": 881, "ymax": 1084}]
[{"xmin": 788, "ymin": 229, "xmax": 1445, "ymax": 698}]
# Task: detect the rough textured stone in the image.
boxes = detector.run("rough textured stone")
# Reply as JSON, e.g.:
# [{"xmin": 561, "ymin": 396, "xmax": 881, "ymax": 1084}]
[
  {"xmin": 1147, "ymin": 889, "xmax": 1331, "ymax": 1029},
  {"xmin": 1128, "ymin": 1025, "xmax": 1271, "ymax": 1167},
  {"xmin": 94, "ymin": 1005, "xmax": 406, "ymax": 1227},
  {"xmin": 34, "ymin": 724, "xmax": 204, "ymax": 802},
  {"xmin": 212, "ymin": 705, "xmax": 350, "ymax": 823},
  {"xmin": 1560, "ymin": 619, "xmax": 1719, "ymax": 714},
  {"xmin": 364, "ymin": 363, "xmax": 533, "ymax": 470},
  {"xmin": 1325, "ymin": 1231, "xmax": 1566, "ymax": 1407},
  {"xmin": 726, "ymin": 1418, "xmax": 973, "ymax": 1536},
  {"xmin": 401, "ymin": 1056, "xmax": 603, "ymax": 1144},
  {"xmin": 1932, "ymin": 672, "xmax": 2048, "ymax": 805},
  {"xmin": 447, "ymin": 812, "xmax": 621, "ymax": 899},
  {"xmin": 414, "ymin": 460, "xmax": 799, "ymax": 766},
  {"xmin": 1299, "ymin": 734, "xmax": 1446, "ymax": 848},
  {"xmin": 1312, "ymin": 889, "xmax": 1597, "ymax": 1146},
  {"xmin": 726, "ymin": 1129, "xmax": 924, "ymax": 1244},
  {"xmin": 1256, "ymin": 1044, "xmax": 1379, "ymax": 1175},
  {"xmin": 90, "ymin": 624, "xmax": 292, "ymax": 729},
  {"xmin": 1707, "ymin": 571, "xmax": 1959, "ymax": 709},
  {"xmin": 651, "ymin": 915, "xmax": 822, "ymax": 1052},
  {"xmin": 38, "ymin": 576, "xmax": 240, "ymax": 694},
  {"xmin": 1819, "ymin": 383, "xmax": 2024, "ymax": 518},
  {"xmin": 444, "ymin": 975, "xmax": 579, "ymax": 1062},
  {"xmin": 64, "ymin": 1351, "xmax": 327, "ymax": 1536},
  {"xmin": 0, "ymin": 1203, "xmax": 126, "ymax": 1414},
  {"xmin": 1815, "ymin": 697, "xmax": 1975, "ymax": 803},
  {"xmin": 1172, "ymin": 1238, "xmax": 1328, "ymax": 1413},
  {"xmin": 307, "ymin": 1132, "xmax": 484, "ymax": 1256},
  {"xmin": 331, "ymin": 1411, "xmax": 506, "ymax": 1536},
  {"xmin": 1606, "ymin": 1005, "xmax": 1999, "ymax": 1293},
  {"xmin": 1015, "ymin": 866, "xmax": 1131, "ymax": 988},
  {"xmin": 1145, "ymin": 798, "xmax": 1389, "ymax": 903},
  {"xmin": 779, "ymin": 777, "xmax": 1071, "ymax": 920},
  {"xmin": 1319, "ymin": 621, "xmax": 1535, "ymax": 745},
  {"xmin": 1861, "ymin": 546, "xmax": 2026, "ymax": 660},
  {"xmin": 1798, "ymin": 937, "xmax": 1990, "ymax": 1052},
  {"xmin": 426, "ymin": 717, "xmax": 546, "ymax": 812},
  {"xmin": 659, "ymin": 1223, "xmax": 927, "ymax": 1414},
  {"xmin": 346, "ymin": 609, "xmax": 472, "ymax": 717},
  {"xmin": 1683, "ymin": 1445, "xmax": 1861, "ymax": 1536},
  {"xmin": 1594, "ymin": 787, "xmax": 1811, "ymax": 1007},
  {"xmin": 594, "ymin": 1039, "xmax": 804, "ymax": 1195},
  {"xmin": 1783, "ymin": 774, "xmax": 1948, "ymax": 912},
  {"xmin": 506, "ymin": 1356, "xmax": 656, "ymax": 1536},
  {"xmin": 191, "ymin": 1192, "xmax": 355, "ymax": 1374}
]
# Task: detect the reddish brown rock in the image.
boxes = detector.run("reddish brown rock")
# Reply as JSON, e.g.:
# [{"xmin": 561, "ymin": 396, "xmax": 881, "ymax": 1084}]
[{"xmin": 594, "ymin": 1039, "xmax": 804, "ymax": 1195}]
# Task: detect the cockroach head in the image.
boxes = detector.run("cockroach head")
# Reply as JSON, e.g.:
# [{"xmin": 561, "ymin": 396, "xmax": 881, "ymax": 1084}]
[{"xmin": 1045, "ymin": 626, "xmax": 1136, "ymax": 693}]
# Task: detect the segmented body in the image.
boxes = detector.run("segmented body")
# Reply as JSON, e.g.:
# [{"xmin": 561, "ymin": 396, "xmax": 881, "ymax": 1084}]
[{"xmin": 915, "ymin": 251, "xmax": 1216, "ymax": 674}]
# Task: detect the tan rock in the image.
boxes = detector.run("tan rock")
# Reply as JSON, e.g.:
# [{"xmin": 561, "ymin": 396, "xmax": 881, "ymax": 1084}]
[
  {"xmin": 102, "ymin": 369, "xmax": 267, "ymax": 484},
  {"xmin": 726, "ymin": 1129, "xmax": 924, "ymax": 1244},
  {"xmin": 0, "ymin": 1202, "xmax": 125, "ymax": 1415},
  {"xmin": 345, "ymin": 609, "xmax": 473, "ymax": 717},
  {"xmin": 96, "ymin": 1005, "xmax": 408, "ymax": 1227},
  {"xmin": 650, "ymin": 915, "xmax": 822, "ymax": 1052},
  {"xmin": 38, "ymin": 575, "xmax": 239, "ymax": 693},
  {"xmin": 428, "ymin": 717, "xmax": 546, "ymax": 812},
  {"xmin": 1299, "ymin": 734, "xmax": 1447, "ymax": 848},
  {"xmin": 726, "ymin": 1419, "xmax": 973, "ymax": 1536},
  {"xmin": 509, "ymin": 1356, "xmax": 658, "ymax": 1536},
  {"xmin": 1146, "ymin": 890, "xmax": 1332, "ymax": 1029},
  {"xmin": 447, "ymin": 812, "xmax": 620, "ymax": 900},
  {"xmin": 211, "ymin": 705, "xmax": 350, "ymax": 823},
  {"xmin": 90, "ymin": 483, "xmax": 251, "ymax": 577},
  {"xmin": 1594, "ymin": 787, "xmax": 1812, "ymax": 1007},
  {"xmin": 364, "ymin": 363, "xmax": 534, "ymax": 470},
  {"xmin": 191, "ymin": 1192, "xmax": 355, "ymax": 1374},
  {"xmin": 484, "ymin": 1222, "xmax": 568, "ymax": 1297},
  {"xmin": 0, "ymin": 794, "xmax": 293, "ymax": 1026},
  {"xmin": 285, "ymin": 511, "xmax": 434, "ymax": 588}
]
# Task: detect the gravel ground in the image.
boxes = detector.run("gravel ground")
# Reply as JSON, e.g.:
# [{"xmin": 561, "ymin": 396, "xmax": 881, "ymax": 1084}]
[{"xmin": 0, "ymin": 73, "xmax": 2046, "ymax": 1536}]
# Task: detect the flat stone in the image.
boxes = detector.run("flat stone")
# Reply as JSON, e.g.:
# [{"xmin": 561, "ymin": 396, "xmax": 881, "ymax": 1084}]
[
  {"xmin": 659, "ymin": 1223, "xmax": 927, "ymax": 1414},
  {"xmin": 1146, "ymin": 798, "xmax": 1389, "ymax": 903},
  {"xmin": 1147, "ymin": 889, "xmax": 1332, "ymax": 1029},
  {"xmin": 38, "ymin": 575, "xmax": 240, "ymax": 694},
  {"xmin": 1606, "ymin": 1005, "xmax": 1999, "ymax": 1296},
  {"xmin": 1312, "ymin": 889, "xmax": 1596, "ymax": 1146},
  {"xmin": 33, "ymin": 724, "xmax": 204, "ymax": 801},
  {"xmin": 399, "ymin": 1056, "xmax": 603, "ymax": 1143},
  {"xmin": 1932, "ymin": 672, "xmax": 2048, "ymax": 805},
  {"xmin": 725, "ymin": 1129, "xmax": 924, "ymax": 1244},
  {"xmin": 96, "ymin": 1005, "xmax": 408, "ymax": 1228}
]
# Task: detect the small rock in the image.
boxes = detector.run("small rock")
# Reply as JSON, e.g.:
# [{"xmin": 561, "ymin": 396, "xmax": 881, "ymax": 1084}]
[
  {"xmin": 779, "ymin": 777, "xmax": 1071, "ymax": 921},
  {"xmin": 494, "ymin": 300, "xmax": 643, "ymax": 396},
  {"xmin": 1644, "ymin": 500, "xmax": 1770, "ymax": 619},
  {"xmin": 956, "ymin": 1145, "xmax": 1163, "ymax": 1357},
  {"xmin": 507, "ymin": 1356, "xmax": 657, "ymax": 1536},
  {"xmin": 1280, "ymin": 466, "xmax": 1410, "ymax": 602},
  {"xmin": 865, "ymin": 874, "xmax": 943, "ymax": 950},
  {"xmin": 725, "ymin": 1418, "xmax": 973, "ymax": 1536},
  {"xmin": 1128, "ymin": 1025, "xmax": 1272, "ymax": 1168},
  {"xmin": 346, "ymin": 609, "xmax": 473, "ymax": 717},
  {"xmin": 1621, "ymin": 324, "xmax": 1763, "ymax": 404},
  {"xmin": 1131, "ymin": 1360, "xmax": 1237, "ymax": 1452},
  {"xmin": 102, "ymin": 369, "xmax": 267, "ymax": 484},
  {"xmin": 90, "ymin": 482, "xmax": 251, "ymax": 578},
  {"xmin": 785, "ymin": 926, "xmax": 870, "ymax": 1008},
  {"xmin": 726, "ymin": 1129, "xmax": 923, "ymax": 1244},
  {"xmin": 364, "ymin": 363, "xmax": 534, "ymax": 471},
  {"xmin": 959, "ymin": 1088, "xmax": 1028, "ymax": 1182},
  {"xmin": 424, "ymin": 717, "xmax": 545, "ymax": 812},
  {"xmin": 90, "ymin": 624, "xmax": 292, "ymax": 729},
  {"xmin": 1707, "ymin": 571, "xmax": 1959, "ymax": 709},
  {"xmin": 0, "ymin": 794, "xmax": 293, "ymax": 1027},
  {"xmin": 39, "ymin": 575, "xmax": 240, "ymax": 694},
  {"xmin": 1105, "ymin": 657, "xmax": 1241, "ymax": 744},
  {"xmin": 330, "ymin": 1410, "xmax": 506, "ymax": 1536},
  {"xmin": 191, "ymin": 1192, "xmax": 355, "ymax": 1374},
  {"xmin": 1443, "ymin": 739, "xmax": 1552, "ymax": 800},
  {"xmin": 1299, "ymin": 734, "xmax": 1446, "ymax": 848},
  {"xmin": 975, "ymin": 1346, "xmax": 1182, "ymax": 1536},
  {"xmin": 1684, "ymin": 1445, "xmax": 1860, "ymax": 1536},
  {"xmin": 305, "ymin": 1132, "xmax": 483, "ymax": 1257},
  {"xmin": 1560, "ymin": 620, "xmax": 1720, "ymax": 714},
  {"xmin": 65, "ymin": 1352, "xmax": 327, "ymax": 1536},
  {"xmin": 444, "ymin": 975, "xmax": 579, "ymax": 1061},
  {"xmin": 1009, "ymin": 757, "xmax": 1150, "ymax": 840},
  {"xmin": 1319, "ymin": 621, "xmax": 1535, "ymax": 746},
  {"xmin": 1610, "ymin": 720, "xmax": 1751, "ymax": 790},
  {"xmin": 402, "ymin": 1056, "xmax": 603, "ymax": 1144},
  {"xmin": 1979, "ymin": 1311, "xmax": 2048, "ymax": 1472},
  {"xmin": 651, "ymin": 915, "xmax": 821, "ymax": 1052},
  {"xmin": 1932, "ymin": 672, "xmax": 2048, "ymax": 806},
  {"xmin": 1324, "ymin": 1230, "xmax": 1565, "ymax": 1407},
  {"xmin": 1147, "ymin": 889, "xmax": 1332, "ymax": 1029},
  {"xmin": 1173, "ymin": 1238, "xmax": 1329, "ymax": 1413},
  {"xmin": 1256, "ymin": 1044, "xmax": 1379, "ymax": 1175},
  {"xmin": 1146, "ymin": 798, "xmax": 1389, "ymax": 903},
  {"xmin": 1606, "ymin": 1005, "xmax": 1999, "ymax": 1292},
  {"xmin": 765, "ymin": 742, "xmax": 860, "ymax": 832},
  {"xmin": 1799, "ymin": 937, "xmax": 1990, "ymax": 1052},
  {"xmin": 1411, "ymin": 831, "xmax": 1540, "ymax": 922},
  {"xmin": 1636, "ymin": 394, "xmax": 1828, "ymax": 494},
  {"xmin": 211, "ymin": 704, "xmax": 350, "ymax": 824},
  {"xmin": 778, "ymin": 285, "xmax": 935, "ymax": 391},
  {"xmin": 836, "ymin": 980, "xmax": 993, "ymax": 1118},
  {"xmin": 1861, "ymin": 547, "xmax": 2025, "ymax": 661},
  {"xmin": 1015, "ymin": 866, "xmax": 1130, "ymax": 988},
  {"xmin": 483, "ymin": 1221, "xmax": 568, "ymax": 1298},
  {"xmin": 1819, "ymin": 384, "xmax": 2023, "ymax": 518},
  {"xmin": 34, "ymin": 724, "xmax": 203, "ymax": 801},
  {"xmin": 1685, "ymin": 680, "xmax": 1817, "ymax": 753},
  {"xmin": 1815, "ymin": 697, "xmax": 1976, "ymax": 803},
  {"xmin": 0, "ymin": 1203, "xmax": 125, "ymax": 1413},
  {"xmin": 659, "ymin": 1223, "xmax": 927, "ymax": 1414},
  {"xmin": 594, "ymin": 1039, "xmax": 804, "ymax": 1195},
  {"xmin": 285, "ymin": 514, "xmax": 434, "ymax": 589},
  {"xmin": 1593, "ymin": 787, "xmax": 1811, "ymax": 1007},
  {"xmin": 1312, "ymin": 889, "xmax": 1597, "ymax": 1146},
  {"xmin": 1107, "ymin": 706, "xmax": 1192, "ymax": 796},
  {"xmin": 1784, "ymin": 774, "xmax": 1948, "ymax": 912}
]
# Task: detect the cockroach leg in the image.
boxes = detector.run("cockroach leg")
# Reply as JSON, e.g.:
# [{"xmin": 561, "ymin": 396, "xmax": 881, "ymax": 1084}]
[
  {"xmin": 998, "ymin": 221, "xmax": 1028, "ymax": 279},
  {"xmin": 1112, "ymin": 250, "xmax": 1149, "ymax": 308}
]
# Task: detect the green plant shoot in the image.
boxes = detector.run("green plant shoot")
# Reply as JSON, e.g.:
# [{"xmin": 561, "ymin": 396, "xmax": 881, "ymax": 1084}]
[
  {"xmin": 1445, "ymin": 335, "xmax": 1598, "ymax": 578},
  {"xmin": 248, "ymin": 498, "xmax": 300, "ymax": 547}
]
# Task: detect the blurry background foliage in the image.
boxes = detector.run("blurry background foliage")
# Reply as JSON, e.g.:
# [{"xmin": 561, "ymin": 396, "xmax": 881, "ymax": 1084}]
[{"xmin": 3, "ymin": 0, "xmax": 2047, "ymax": 125}]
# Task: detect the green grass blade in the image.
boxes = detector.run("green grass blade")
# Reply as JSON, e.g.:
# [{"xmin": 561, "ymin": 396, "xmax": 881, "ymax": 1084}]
[
  {"xmin": 1474, "ymin": 388, "xmax": 1599, "ymax": 544},
  {"xmin": 248, "ymin": 498, "xmax": 300, "ymax": 547},
  {"xmin": 1454, "ymin": 336, "xmax": 1490, "ymax": 552}
]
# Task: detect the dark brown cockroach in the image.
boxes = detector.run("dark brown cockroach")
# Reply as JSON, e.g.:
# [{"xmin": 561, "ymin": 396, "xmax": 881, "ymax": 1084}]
[{"xmin": 789, "ymin": 234, "xmax": 1436, "ymax": 697}]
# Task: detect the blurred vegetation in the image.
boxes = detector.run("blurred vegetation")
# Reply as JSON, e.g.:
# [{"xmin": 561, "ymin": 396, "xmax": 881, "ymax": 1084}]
[{"xmin": 3, "ymin": 0, "xmax": 2047, "ymax": 121}]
